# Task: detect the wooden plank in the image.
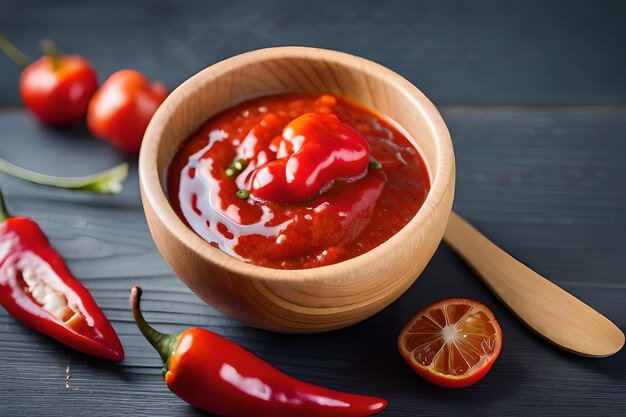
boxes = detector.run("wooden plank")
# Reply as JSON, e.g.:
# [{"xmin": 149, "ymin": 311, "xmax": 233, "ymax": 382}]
[
  {"xmin": 0, "ymin": 107, "xmax": 624, "ymax": 416},
  {"xmin": 1, "ymin": 0, "xmax": 626, "ymax": 106}
]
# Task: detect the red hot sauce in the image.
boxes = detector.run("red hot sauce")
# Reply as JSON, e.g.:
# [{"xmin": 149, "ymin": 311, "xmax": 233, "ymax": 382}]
[{"xmin": 167, "ymin": 93, "xmax": 429, "ymax": 269}]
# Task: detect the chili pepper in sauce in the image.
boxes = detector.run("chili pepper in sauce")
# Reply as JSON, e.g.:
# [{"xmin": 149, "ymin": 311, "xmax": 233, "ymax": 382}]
[
  {"xmin": 248, "ymin": 113, "xmax": 370, "ymax": 204},
  {"xmin": 0, "ymin": 190, "xmax": 124, "ymax": 361},
  {"xmin": 87, "ymin": 69, "xmax": 167, "ymax": 153},
  {"xmin": 0, "ymin": 35, "xmax": 98, "ymax": 126},
  {"xmin": 130, "ymin": 286, "xmax": 387, "ymax": 417}
]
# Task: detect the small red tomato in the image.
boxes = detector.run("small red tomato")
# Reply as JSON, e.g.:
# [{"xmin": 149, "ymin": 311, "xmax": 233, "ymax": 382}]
[
  {"xmin": 87, "ymin": 69, "xmax": 167, "ymax": 153},
  {"xmin": 19, "ymin": 55, "xmax": 98, "ymax": 126}
]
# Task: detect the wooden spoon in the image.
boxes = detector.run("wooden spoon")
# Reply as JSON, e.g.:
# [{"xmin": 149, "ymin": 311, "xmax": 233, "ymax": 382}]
[{"xmin": 443, "ymin": 211, "xmax": 624, "ymax": 357}]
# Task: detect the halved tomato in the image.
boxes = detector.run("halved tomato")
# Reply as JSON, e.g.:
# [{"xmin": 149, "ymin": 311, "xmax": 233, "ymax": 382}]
[{"xmin": 398, "ymin": 298, "xmax": 502, "ymax": 388}]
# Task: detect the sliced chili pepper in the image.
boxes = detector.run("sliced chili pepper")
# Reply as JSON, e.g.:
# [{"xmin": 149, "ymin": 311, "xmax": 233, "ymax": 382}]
[
  {"xmin": 130, "ymin": 286, "xmax": 387, "ymax": 417},
  {"xmin": 0, "ymin": 190, "xmax": 124, "ymax": 361}
]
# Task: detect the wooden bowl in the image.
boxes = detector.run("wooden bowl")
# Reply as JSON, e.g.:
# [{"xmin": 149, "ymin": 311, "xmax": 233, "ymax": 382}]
[{"xmin": 139, "ymin": 47, "xmax": 455, "ymax": 333}]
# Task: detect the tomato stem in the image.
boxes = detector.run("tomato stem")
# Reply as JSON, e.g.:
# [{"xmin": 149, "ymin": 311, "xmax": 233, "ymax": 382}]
[
  {"xmin": 40, "ymin": 39, "xmax": 60, "ymax": 71},
  {"xmin": 0, "ymin": 34, "xmax": 32, "ymax": 68},
  {"xmin": 130, "ymin": 286, "xmax": 180, "ymax": 372},
  {"xmin": 0, "ymin": 158, "xmax": 129, "ymax": 194},
  {"xmin": 0, "ymin": 189, "xmax": 10, "ymax": 222}
]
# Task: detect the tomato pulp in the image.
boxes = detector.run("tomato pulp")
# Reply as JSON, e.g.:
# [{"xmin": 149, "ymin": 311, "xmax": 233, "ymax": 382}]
[{"xmin": 167, "ymin": 93, "xmax": 430, "ymax": 269}]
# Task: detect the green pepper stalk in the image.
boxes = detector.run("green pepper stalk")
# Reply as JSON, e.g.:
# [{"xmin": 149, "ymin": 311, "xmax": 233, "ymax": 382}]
[
  {"xmin": 130, "ymin": 286, "xmax": 180, "ymax": 371},
  {"xmin": 0, "ymin": 189, "xmax": 10, "ymax": 222},
  {"xmin": 0, "ymin": 158, "xmax": 129, "ymax": 194}
]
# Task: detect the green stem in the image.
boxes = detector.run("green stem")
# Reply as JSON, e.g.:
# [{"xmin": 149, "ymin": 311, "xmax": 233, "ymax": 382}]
[
  {"xmin": 130, "ymin": 286, "xmax": 181, "ymax": 370},
  {"xmin": 40, "ymin": 39, "xmax": 60, "ymax": 71},
  {"xmin": 0, "ymin": 159, "xmax": 129, "ymax": 194},
  {"xmin": 0, "ymin": 189, "xmax": 10, "ymax": 222},
  {"xmin": 0, "ymin": 34, "xmax": 32, "ymax": 68},
  {"xmin": 236, "ymin": 189, "xmax": 250, "ymax": 199},
  {"xmin": 369, "ymin": 158, "xmax": 382, "ymax": 170}
]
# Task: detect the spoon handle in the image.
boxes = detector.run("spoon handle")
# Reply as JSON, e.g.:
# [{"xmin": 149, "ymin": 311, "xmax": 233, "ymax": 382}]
[{"xmin": 443, "ymin": 211, "xmax": 624, "ymax": 357}]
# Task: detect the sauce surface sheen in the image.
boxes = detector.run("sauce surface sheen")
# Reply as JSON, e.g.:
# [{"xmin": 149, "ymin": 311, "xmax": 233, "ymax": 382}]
[{"xmin": 167, "ymin": 93, "xmax": 430, "ymax": 269}]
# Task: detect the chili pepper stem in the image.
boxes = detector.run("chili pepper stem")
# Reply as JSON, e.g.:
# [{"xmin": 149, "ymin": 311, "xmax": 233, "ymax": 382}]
[
  {"xmin": 0, "ymin": 158, "xmax": 129, "ymax": 194},
  {"xmin": 0, "ymin": 33, "xmax": 32, "ymax": 68},
  {"xmin": 130, "ymin": 286, "xmax": 181, "ymax": 370},
  {"xmin": 40, "ymin": 39, "xmax": 60, "ymax": 71},
  {"xmin": 0, "ymin": 189, "xmax": 10, "ymax": 222}
]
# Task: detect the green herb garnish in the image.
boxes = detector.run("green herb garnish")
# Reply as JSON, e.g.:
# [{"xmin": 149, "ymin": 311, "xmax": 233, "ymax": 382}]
[
  {"xmin": 369, "ymin": 158, "xmax": 382, "ymax": 170},
  {"xmin": 225, "ymin": 158, "xmax": 248, "ymax": 177},
  {"xmin": 236, "ymin": 189, "xmax": 250, "ymax": 199}
]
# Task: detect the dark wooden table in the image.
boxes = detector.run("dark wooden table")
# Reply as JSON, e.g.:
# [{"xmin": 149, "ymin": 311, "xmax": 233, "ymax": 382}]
[{"xmin": 1, "ymin": 1, "xmax": 625, "ymax": 416}]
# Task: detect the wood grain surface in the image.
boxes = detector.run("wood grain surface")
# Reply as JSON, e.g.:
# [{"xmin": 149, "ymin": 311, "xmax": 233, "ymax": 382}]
[{"xmin": 1, "ymin": 1, "xmax": 625, "ymax": 416}]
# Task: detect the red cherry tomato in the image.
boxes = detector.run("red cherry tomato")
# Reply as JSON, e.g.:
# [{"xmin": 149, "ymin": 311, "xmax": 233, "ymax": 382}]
[
  {"xmin": 87, "ymin": 69, "xmax": 167, "ymax": 153},
  {"xmin": 19, "ymin": 55, "xmax": 98, "ymax": 126}
]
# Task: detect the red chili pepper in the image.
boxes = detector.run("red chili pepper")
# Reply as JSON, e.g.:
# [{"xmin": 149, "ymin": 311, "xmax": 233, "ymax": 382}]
[
  {"xmin": 0, "ymin": 191, "xmax": 124, "ymax": 361},
  {"xmin": 87, "ymin": 69, "xmax": 168, "ymax": 153},
  {"xmin": 0, "ymin": 35, "xmax": 98, "ymax": 126},
  {"xmin": 130, "ymin": 286, "xmax": 387, "ymax": 417},
  {"xmin": 248, "ymin": 113, "xmax": 370, "ymax": 204}
]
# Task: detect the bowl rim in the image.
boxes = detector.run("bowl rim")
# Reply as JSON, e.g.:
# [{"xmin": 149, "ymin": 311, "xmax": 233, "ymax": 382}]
[{"xmin": 139, "ymin": 46, "xmax": 454, "ymax": 281}]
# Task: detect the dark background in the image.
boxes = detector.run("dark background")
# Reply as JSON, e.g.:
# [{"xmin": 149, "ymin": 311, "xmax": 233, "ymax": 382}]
[{"xmin": 1, "ymin": 1, "xmax": 625, "ymax": 416}]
